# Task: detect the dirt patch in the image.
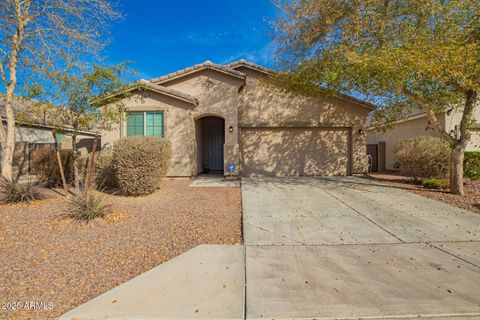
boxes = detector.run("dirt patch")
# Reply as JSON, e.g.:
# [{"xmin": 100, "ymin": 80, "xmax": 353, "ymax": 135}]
[
  {"xmin": 0, "ymin": 179, "xmax": 242, "ymax": 319},
  {"xmin": 365, "ymin": 172, "xmax": 480, "ymax": 214}
]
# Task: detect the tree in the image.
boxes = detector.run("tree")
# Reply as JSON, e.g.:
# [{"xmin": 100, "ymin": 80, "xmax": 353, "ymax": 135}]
[
  {"xmin": 0, "ymin": 0, "xmax": 121, "ymax": 181},
  {"xmin": 273, "ymin": 0, "xmax": 480, "ymax": 195},
  {"xmin": 32, "ymin": 62, "xmax": 130, "ymax": 191}
]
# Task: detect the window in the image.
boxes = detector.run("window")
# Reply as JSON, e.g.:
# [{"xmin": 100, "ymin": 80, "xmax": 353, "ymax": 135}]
[
  {"xmin": 126, "ymin": 111, "xmax": 164, "ymax": 138},
  {"xmin": 126, "ymin": 112, "xmax": 144, "ymax": 136}
]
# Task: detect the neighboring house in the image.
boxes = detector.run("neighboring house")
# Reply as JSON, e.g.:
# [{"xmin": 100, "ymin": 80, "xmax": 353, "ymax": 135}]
[
  {"xmin": 367, "ymin": 107, "xmax": 480, "ymax": 172},
  {"xmin": 0, "ymin": 96, "xmax": 96, "ymax": 178},
  {"xmin": 102, "ymin": 60, "xmax": 375, "ymax": 177}
]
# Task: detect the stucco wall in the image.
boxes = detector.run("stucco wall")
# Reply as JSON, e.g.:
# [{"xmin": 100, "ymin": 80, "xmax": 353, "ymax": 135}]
[
  {"xmin": 102, "ymin": 92, "xmax": 195, "ymax": 176},
  {"xmin": 163, "ymin": 70, "xmax": 243, "ymax": 175},
  {"xmin": 12, "ymin": 125, "xmax": 55, "ymax": 144},
  {"xmin": 102, "ymin": 70, "xmax": 244, "ymax": 176},
  {"xmin": 368, "ymin": 104, "xmax": 480, "ymax": 171},
  {"xmin": 237, "ymin": 69, "xmax": 371, "ymax": 174},
  {"xmin": 102, "ymin": 67, "xmax": 372, "ymax": 177},
  {"xmin": 445, "ymin": 106, "xmax": 480, "ymax": 151}
]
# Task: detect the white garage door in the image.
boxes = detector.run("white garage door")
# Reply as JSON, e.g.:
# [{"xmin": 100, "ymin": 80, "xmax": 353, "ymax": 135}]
[{"xmin": 240, "ymin": 127, "xmax": 351, "ymax": 176}]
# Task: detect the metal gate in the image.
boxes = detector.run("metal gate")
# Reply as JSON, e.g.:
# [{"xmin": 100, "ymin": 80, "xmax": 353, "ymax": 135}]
[{"xmin": 367, "ymin": 144, "xmax": 378, "ymax": 172}]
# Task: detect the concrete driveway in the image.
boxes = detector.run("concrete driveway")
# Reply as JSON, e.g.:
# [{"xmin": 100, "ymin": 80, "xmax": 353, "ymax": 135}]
[
  {"xmin": 243, "ymin": 177, "xmax": 480, "ymax": 320},
  {"xmin": 61, "ymin": 176, "xmax": 480, "ymax": 320}
]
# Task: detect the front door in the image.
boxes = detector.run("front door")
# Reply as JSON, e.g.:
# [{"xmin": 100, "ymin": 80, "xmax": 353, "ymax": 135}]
[{"xmin": 203, "ymin": 117, "xmax": 224, "ymax": 171}]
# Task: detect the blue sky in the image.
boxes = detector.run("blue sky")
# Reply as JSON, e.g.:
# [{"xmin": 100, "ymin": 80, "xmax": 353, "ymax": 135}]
[{"xmin": 106, "ymin": 0, "xmax": 280, "ymax": 81}]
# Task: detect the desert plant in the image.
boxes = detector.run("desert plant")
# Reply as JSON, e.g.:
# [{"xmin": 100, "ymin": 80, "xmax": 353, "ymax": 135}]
[
  {"xmin": 32, "ymin": 147, "xmax": 74, "ymax": 186},
  {"xmin": 422, "ymin": 178, "xmax": 450, "ymax": 190},
  {"xmin": 464, "ymin": 152, "xmax": 480, "ymax": 180},
  {"xmin": 112, "ymin": 136, "xmax": 172, "ymax": 196},
  {"xmin": 0, "ymin": 179, "xmax": 43, "ymax": 204},
  {"xmin": 65, "ymin": 190, "xmax": 109, "ymax": 222},
  {"xmin": 394, "ymin": 136, "xmax": 450, "ymax": 183}
]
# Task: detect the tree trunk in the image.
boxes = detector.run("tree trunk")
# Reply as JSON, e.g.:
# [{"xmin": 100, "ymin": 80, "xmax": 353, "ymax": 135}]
[
  {"xmin": 1, "ymin": 8, "xmax": 27, "ymax": 182},
  {"xmin": 449, "ymin": 90, "xmax": 477, "ymax": 196},
  {"xmin": 450, "ymin": 144, "xmax": 465, "ymax": 196},
  {"xmin": 71, "ymin": 135, "xmax": 80, "ymax": 192},
  {"xmin": 1, "ymin": 92, "xmax": 17, "ymax": 182}
]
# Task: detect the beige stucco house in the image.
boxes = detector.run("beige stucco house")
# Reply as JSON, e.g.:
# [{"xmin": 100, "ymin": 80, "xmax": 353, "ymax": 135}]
[
  {"xmin": 367, "ymin": 108, "xmax": 480, "ymax": 171},
  {"xmin": 102, "ymin": 60, "xmax": 375, "ymax": 177}
]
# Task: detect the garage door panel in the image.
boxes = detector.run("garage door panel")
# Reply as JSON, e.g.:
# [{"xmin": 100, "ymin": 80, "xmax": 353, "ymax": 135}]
[{"xmin": 240, "ymin": 128, "xmax": 350, "ymax": 177}]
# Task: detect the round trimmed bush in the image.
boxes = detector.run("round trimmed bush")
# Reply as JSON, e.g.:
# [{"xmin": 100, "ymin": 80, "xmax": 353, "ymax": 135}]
[
  {"xmin": 394, "ymin": 136, "xmax": 450, "ymax": 183},
  {"xmin": 112, "ymin": 136, "xmax": 171, "ymax": 196}
]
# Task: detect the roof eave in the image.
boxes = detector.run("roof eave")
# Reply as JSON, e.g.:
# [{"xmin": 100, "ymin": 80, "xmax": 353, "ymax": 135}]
[
  {"xmin": 151, "ymin": 66, "xmax": 246, "ymax": 85},
  {"xmin": 96, "ymin": 81, "xmax": 198, "ymax": 107}
]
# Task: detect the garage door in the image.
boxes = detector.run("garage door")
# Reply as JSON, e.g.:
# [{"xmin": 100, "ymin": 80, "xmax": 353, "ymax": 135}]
[{"xmin": 240, "ymin": 127, "xmax": 351, "ymax": 176}]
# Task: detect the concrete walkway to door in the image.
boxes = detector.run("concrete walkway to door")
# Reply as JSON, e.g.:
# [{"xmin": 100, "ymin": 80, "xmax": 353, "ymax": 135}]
[{"xmin": 243, "ymin": 176, "xmax": 480, "ymax": 320}]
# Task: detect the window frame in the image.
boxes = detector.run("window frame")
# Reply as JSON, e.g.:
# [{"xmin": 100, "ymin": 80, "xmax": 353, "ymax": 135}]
[{"xmin": 125, "ymin": 111, "xmax": 165, "ymax": 138}]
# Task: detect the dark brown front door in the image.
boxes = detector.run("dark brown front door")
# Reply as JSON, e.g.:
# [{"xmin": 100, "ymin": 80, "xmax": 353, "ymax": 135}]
[{"xmin": 202, "ymin": 117, "xmax": 224, "ymax": 171}]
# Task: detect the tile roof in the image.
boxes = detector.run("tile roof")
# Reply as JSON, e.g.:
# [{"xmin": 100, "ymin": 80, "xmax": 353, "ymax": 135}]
[
  {"xmin": 136, "ymin": 80, "xmax": 198, "ymax": 105},
  {"xmin": 102, "ymin": 59, "xmax": 376, "ymax": 112},
  {"xmin": 150, "ymin": 60, "xmax": 246, "ymax": 84},
  {"xmin": 226, "ymin": 59, "xmax": 273, "ymax": 74},
  {"xmin": 0, "ymin": 95, "xmax": 96, "ymax": 134}
]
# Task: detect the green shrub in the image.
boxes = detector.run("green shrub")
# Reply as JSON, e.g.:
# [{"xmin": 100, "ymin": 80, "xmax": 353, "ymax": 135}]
[
  {"xmin": 0, "ymin": 179, "xmax": 43, "ymax": 203},
  {"xmin": 464, "ymin": 151, "xmax": 480, "ymax": 180},
  {"xmin": 65, "ymin": 190, "xmax": 109, "ymax": 222},
  {"xmin": 112, "ymin": 136, "xmax": 172, "ymax": 196},
  {"xmin": 32, "ymin": 147, "xmax": 74, "ymax": 186},
  {"xmin": 394, "ymin": 136, "xmax": 450, "ymax": 183},
  {"xmin": 422, "ymin": 178, "xmax": 449, "ymax": 190}
]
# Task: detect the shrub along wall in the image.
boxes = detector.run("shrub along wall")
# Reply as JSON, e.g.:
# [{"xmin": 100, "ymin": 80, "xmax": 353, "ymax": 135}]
[
  {"xmin": 32, "ymin": 147, "xmax": 74, "ymax": 186},
  {"xmin": 464, "ymin": 151, "xmax": 480, "ymax": 180},
  {"xmin": 394, "ymin": 136, "xmax": 450, "ymax": 183},
  {"xmin": 112, "ymin": 136, "xmax": 172, "ymax": 196}
]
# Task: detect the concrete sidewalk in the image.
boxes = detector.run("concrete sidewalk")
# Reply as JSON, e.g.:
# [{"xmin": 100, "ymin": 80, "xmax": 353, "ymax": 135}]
[{"xmin": 60, "ymin": 245, "xmax": 245, "ymax": 320}]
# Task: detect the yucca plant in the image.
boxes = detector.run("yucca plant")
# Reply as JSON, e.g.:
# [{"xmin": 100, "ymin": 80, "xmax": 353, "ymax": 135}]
[
  {"xmin": 65, "ymin": 189, "xmax": 109, "ymax": 222},
  {"xmin": 0, "ymin": 179, "xmax": 43, "ymax": 204}
]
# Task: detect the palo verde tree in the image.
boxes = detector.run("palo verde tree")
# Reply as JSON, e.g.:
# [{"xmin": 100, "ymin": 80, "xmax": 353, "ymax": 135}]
[
  {"xmin": 273, "ymin": 0, "xmax": 480, "ymax": 195},
  {"xmin": 0, "ymin": 0, "xmax": 121, "ymax": 181},
  {"xmin": 32, "ymin": 61, "xmax": 130, "ymax": 191}
]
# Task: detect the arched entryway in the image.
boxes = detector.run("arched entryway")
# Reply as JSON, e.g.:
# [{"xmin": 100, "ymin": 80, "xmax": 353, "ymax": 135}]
[{"xmin": 195, "ymin": 116, "xmax": 225, "ymax": 174}]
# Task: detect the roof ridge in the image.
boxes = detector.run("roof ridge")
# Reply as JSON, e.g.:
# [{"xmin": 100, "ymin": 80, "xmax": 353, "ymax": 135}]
[
  {"xmin": 226, "ymin": 59, "xmax": 273, "ymax": 74},
  {"xmin": 136, "ymin": 79, "xmax": 198, "ymax": 105},
  {"xmin": 150, "ymin": 60, "xmax": 246, "ymax": 84}
]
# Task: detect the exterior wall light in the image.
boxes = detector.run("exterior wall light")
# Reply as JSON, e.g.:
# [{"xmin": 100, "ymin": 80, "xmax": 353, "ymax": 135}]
[
  {"xmin": 229, "ymin": 126, "xmax": 234, "ymax": 133},
  {"xmin": 358, "ymin": 128, "xmax": 364, "ymax": 135}
]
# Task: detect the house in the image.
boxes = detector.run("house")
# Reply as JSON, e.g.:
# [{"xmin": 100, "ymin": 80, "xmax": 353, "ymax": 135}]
[
  {"xmin": 367, "ymin": 108, "xmax": 480, "ymax": 171},
  {"xmin": 102, "ymin": 60, "xmax": 375, "ymax": 177},
  {"xmin": 0, "ymin": 96, "xmax": 97, "ymax": 178}
]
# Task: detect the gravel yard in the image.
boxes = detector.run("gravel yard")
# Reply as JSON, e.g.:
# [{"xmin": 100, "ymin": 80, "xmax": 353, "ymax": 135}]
[
  {"xmin": 0, "ymin": 179, "xmax": 242, "ymax": 320},
  {"xmin": 365, "ymin": 172, "xmax": 480, "ymax": 214}
]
